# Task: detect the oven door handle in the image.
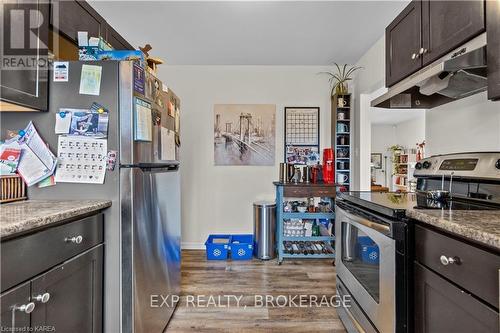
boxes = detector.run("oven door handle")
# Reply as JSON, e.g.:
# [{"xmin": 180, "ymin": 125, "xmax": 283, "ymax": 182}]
[{"xmin": 337, "ymin": 205, "xmax": 391, "ymax": 236}]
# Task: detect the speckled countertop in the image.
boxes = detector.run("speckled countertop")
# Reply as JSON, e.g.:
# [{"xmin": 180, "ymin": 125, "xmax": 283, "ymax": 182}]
[
  {"xmin": 407, "ymin": 209, "xmax": 500, "ymax": 250},
  {"xmin": 0, "ymin": 200, "xmax": 112, "ymax": 239}
]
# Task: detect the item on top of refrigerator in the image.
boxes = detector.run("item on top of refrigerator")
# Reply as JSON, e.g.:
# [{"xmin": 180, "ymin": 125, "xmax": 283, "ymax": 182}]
[
  {"xmin": 78, "ymin": 33, "xmax": 113, "ymax": 61},
  {"xmin": 95, "ymin": 50, "xmax": 145, "ymax": 62}
]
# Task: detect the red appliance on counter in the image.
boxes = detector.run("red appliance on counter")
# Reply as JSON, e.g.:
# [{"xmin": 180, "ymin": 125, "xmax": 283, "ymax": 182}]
[{"xmin": 323, "ymin": 148, "xmax": 335, "ymax": 184}]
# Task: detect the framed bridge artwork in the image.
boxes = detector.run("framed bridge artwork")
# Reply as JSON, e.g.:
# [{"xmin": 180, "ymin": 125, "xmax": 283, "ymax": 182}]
[{"xmin": 214, "ymin": 104, "xmax": 276, "ymax": 166}]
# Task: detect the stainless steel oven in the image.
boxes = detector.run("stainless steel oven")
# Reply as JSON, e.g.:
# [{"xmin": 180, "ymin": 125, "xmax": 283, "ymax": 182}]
[{"xmin": 335, "ymin": 200, "xmax": 408, "ymax": 333}]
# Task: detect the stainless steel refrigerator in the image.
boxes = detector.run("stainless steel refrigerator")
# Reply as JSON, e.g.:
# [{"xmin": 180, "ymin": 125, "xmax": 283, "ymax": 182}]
[{"xmin": 1, "ymin": 61, "xmax": 181, "ymax": 333}]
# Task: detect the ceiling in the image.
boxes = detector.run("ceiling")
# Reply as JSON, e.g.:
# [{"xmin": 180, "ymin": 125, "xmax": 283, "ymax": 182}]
[{"xmin": 89, "ymin": 1, "xmax": 409, "ymax": 65}]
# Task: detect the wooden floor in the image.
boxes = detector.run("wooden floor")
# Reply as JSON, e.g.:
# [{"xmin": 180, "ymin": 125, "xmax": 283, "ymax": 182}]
[{"xmin": 166, "ymin": 250, "xmax": 347, "ymax": 333}]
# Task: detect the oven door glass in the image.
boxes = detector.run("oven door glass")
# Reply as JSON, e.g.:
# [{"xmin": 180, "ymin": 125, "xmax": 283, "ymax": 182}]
[{"xmin": 341, "ymin": 222, "xmax": 380, "ymax": 302}]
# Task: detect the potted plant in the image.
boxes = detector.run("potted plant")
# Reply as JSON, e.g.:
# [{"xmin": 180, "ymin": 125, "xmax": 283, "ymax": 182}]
[{"xmin": 320, "ymin": 63, "xmax": 363, "ymax": 96}]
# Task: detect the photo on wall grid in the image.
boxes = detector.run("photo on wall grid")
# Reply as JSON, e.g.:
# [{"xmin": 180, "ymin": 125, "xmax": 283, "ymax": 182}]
[{"xmin": 214, "ymin": 104, "xmax": 276, "ymax": 166}]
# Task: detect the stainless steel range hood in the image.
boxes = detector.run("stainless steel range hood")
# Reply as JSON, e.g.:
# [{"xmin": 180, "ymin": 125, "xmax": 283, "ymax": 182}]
[{"xmin": 371, "ymin": 33, "xmax": 487, "ymax": 109}]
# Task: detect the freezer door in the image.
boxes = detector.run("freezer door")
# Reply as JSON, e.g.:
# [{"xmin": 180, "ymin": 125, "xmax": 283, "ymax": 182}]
[
  {"xmin": 119, "ymin": 62, "xmax": 178, "ymax": 166},
  {"xmin": 121, "ymin": 166, "xmax": 181, "ymax": 333}
]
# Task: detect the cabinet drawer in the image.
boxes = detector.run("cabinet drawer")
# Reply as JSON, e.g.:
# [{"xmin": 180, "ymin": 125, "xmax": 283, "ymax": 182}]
[
  {"xmin": 1, "ymin": 214, "xmax": 103, "ymax": 292},
  {"xmin": 415, "ymin": 262, "xmax": 498, "ymax": 333},
  {"xmin": 415, "ymin": 224, "xmax": 500, "ymax": 308},
  {"xmin": 283, "ymin": 185, "xmax": 336, "ymax": 198}
]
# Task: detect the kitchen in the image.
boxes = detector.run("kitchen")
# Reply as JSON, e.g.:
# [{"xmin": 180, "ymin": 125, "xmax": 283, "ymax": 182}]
[{"xmin": 0, "ymin": 1, "xmax": 499, "ymax": 333}]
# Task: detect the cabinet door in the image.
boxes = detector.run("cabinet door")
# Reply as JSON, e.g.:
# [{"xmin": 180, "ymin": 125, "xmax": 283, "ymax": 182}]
[
  {"xmin": 487, "ymin": 0, "xmax": 500, "ymax": 100},
  {"xmin": 0, "ymin": 0, "xmax": 49, "ymax": 111},
  {"xmin": 422, "ymin": 0, "xmax": 485, "ymax": 66},
  {"xmin": 414, "ymin": 262, "xmax": 498, "ymax": 333},
  {"xmin": 0, "ymin": 282, "xmax": 32, "ymax": 331},
  {"xmin": 386, "ymin": 0, "xmax": 422, "ymax": 87},
  {"xmin": 105, "ymin": 24, "xmax": 134, "ymax": 50},
  {"xmin": 30, "ymin": 245, "xmax": 103, "ymax": 333},
  {"xmin": 51, "ymin": 0, "xmax": 105, "ymax": 42}
]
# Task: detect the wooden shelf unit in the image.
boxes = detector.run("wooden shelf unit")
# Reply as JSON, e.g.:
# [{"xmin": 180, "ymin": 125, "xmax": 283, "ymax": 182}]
[
  {"xmin": 391, "ymin": 149, "xmax": 417, "ymax": 192},
  {"xmin": 331, "ymin": 94, "xmax": 352, "ymax": 191}
]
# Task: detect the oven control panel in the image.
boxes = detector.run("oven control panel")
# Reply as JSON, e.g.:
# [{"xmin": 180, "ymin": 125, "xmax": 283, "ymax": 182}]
[{"xmin": 414, "ymin": 152, "xmax": 500, "ymax": 179}]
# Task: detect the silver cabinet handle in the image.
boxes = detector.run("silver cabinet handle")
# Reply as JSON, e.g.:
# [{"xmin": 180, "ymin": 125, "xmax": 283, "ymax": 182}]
[
  {"xmin": 65, "ymin": 235, "xmax": 83, "ymax": 244},
  {"xmin": 419, "ymin": 48, "xmax": 428, "ymax": 55},
  {"xmin": 13, "ymin": 302, "xmax": 35, "ymax": 314},
  {"xmin": 440, "ymin": 255, "xmax": 460, "ymax": 266},
  {"xmin": 33, "ymin": 292, "xmax": 50, "ymax": 304},
  {"xmin": 411, "ymin": 53, "xmax": 417, "ymax": 60}
]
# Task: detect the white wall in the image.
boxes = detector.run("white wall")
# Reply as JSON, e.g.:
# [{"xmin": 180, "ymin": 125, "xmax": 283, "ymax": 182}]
[
  {"xmin": 354, "ymin": 36, "xmax": 500, "ymax": 185},
  {"xmin": 426, "ymin": 92, "xmax": 500, "ymax": 155},
  {"xmin": 394, "ymin": 115, "xmax": 426, "ymax": 150},
  {"xmin": 159, "ymin": 66, "xmax": 332, "ymax": 247},
  {"xmin": 371, "ymin": 124, "xmax": 396, "ymax": 186}
]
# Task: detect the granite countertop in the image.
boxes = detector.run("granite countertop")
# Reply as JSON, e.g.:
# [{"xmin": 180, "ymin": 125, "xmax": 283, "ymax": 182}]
[
  {"xmin": 407, "ymin": 209, "xmax": 500, "ymax": 251},
  {"xmin": 0, "ymin": 200, "xmax": 112, "ymax": 239}
]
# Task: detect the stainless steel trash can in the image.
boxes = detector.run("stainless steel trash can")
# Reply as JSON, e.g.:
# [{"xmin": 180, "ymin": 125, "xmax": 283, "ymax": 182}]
[{"xmin": 253, "ymin": 201, "xmax": 276, "ymax": 260}]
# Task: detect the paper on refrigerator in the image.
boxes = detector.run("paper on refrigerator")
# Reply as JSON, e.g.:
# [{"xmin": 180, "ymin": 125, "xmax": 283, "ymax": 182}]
[
  {"xmin": 55, "ymin": 136, "xmax": 107, "ymax": 184},
  {"xmin": 16, "ymin": 122, "xmax": 57, "ymax": 186},
  {"xmin": 79, "ymin": 64, "xmax": 102, "ymax": 96},
  {"xmin": 160, "ymin": 127, "xmax": 176, "ymax": 161},
  {"xmin": 134, "ymin": 98, "xmax": 152, "ymax": 141}
]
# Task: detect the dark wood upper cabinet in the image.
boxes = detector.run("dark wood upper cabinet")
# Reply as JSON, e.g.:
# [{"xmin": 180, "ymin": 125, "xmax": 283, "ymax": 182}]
[
  {"xmin": 415, "ymin": 262, "xmax": 498, "ymax": 333},
  {"xmin": 385, "ymin": 0, "xmax": 491, "ymax": 90},
  {"xmin": 0, "ymin": 0, "xmax": 49, "ymax": 111},
  {"xmin": 422, "ymin": 1, "xmax": 485, "ymax": 66},
  {"xmin": 51, "ymin": 0, "xmax": 105, "ymax": 43},
  {"xmin": 385, "ymin": 0, "xmax": 423, "ymax": 87},
  {"xmin": 105, "ymin": 24, "xmax": 134, "ymax": 50},
  {"xmin": 31, "ymin": 246, "xmax": 103, "ymax": 333},
  {"xmin": 487, "ymin": 0, "xmax": 500, "ymax": 100}
]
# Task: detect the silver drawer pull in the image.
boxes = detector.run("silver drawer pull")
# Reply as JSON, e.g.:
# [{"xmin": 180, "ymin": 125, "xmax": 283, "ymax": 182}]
[
  {"xmin": 65, "ymin": 235, "xmax": 83, "ymax": 244},
  {"xmin": 33, "ymin": 292, "xmax": 50, "ymax": 304},
  {"xmin": 440, "ymin": 255, "xmax": 460, "ymax": 266},
  {"xmin": 13, "ymin": 302, "xmax": 35, "ymax": 314}
]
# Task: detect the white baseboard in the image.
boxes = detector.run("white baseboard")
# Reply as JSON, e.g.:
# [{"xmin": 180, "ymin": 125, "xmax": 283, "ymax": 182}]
[{"xmin": 181, "ymin": 242, "xmax": 205, "ymax": 250}]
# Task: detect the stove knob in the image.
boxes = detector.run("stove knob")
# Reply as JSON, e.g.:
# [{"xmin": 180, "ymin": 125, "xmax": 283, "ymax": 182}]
[
  {"xmin": 415, "ymin": 162, "xmax": 422, "ymax": 170},
  {"xmin": 423, "ymin": 161, "xmax": 431, "ymax": 169},
  {"xmin": 496, "ymin": 159, "xmax": 500, "ymax": 170}
]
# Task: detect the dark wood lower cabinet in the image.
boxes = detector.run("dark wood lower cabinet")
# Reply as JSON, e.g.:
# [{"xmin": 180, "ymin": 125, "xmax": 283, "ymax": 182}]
[
  {"xmin": 31, "ymin": 245, "xmax": 104, "ymax": 333},
  {"xmin": 0, "ymin": 282, "xmax": 31, "ymax": 331},
  {"xmin": 415, "ymin": 262, "xmax": 498, "ymax": 333},
  {"xmin": 0, "ymin": 214, "xmax": 105, "ymax": 333}
]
